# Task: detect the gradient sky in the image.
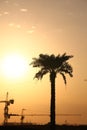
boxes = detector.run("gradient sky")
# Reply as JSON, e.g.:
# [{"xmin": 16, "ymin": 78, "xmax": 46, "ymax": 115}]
[{"xmin": 0, "ymin": 0, "xmax": 87, "ymax": 125}]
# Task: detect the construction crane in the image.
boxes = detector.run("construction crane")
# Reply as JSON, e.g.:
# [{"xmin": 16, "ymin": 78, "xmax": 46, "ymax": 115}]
[
  {"xmin": 0, "ymin": 92, "xmax": 14, "ymax": 124},
  {"xmin": 7, "ymin": 108, "xmax": 26, "ymax": 124},
  {"xmin": 20, "ymin": 108, "xmax": 26, "ymax": 124},
  {"xmin": 8, "ymin": 108, "xmax": 26, "ymax": 124}
]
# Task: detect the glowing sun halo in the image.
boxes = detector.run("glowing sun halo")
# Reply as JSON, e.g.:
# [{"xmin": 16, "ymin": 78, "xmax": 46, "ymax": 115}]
[{"xmin": 2, "ymin": 54, "xmax": 28, "ymax": 79}]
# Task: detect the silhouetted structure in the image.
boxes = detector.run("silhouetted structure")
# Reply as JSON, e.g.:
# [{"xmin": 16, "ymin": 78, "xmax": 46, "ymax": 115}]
[
  {"xmin": 30, "ymin": 53, "xmax": 73, "ymax": 130},
  {"xmin": 20, "ymin": 108, "xmax": 26, "ymax": 124},
  {"xmin": 0, "ymin": 92, "xmax": 14, "ymax": 124}
]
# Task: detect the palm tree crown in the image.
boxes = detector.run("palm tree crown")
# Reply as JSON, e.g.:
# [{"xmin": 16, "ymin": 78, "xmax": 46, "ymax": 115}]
[{"xmin": 30, "ymin": 53, "xmax": 73, "ymax": 84}]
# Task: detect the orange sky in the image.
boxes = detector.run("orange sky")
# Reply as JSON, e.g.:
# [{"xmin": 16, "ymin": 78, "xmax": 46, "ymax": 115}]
[{"xmin": 0, "ymin": 0, "xmax": 87, "ymax": 125}]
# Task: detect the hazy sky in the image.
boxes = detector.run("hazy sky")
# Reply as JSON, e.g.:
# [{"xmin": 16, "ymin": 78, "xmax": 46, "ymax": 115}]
[{"xmin": 0, "ymin": 0, "xmax": 87, "ymax": 125}]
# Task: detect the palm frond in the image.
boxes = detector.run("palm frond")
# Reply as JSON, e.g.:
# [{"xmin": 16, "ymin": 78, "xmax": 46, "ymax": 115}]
[
  {"xmin": 60, "ymin": 53, "xmax": 73, "ymax": 61},
  {"xmin": 34, "ymin": 68, "xmax": 49, "ymax": 80},
  {"xmin": 60, "ymin": 72, "xmax": 67, "ymax": 84},
  {"xmin": 59, "ymin": 62, "xmax": 73, "ymax": 77}
]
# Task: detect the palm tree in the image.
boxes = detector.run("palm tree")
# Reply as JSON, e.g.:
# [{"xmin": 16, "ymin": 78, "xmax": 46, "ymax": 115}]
[{"xmin": 30, "ymin": 53, "xmax": 73, "ymax": 129}]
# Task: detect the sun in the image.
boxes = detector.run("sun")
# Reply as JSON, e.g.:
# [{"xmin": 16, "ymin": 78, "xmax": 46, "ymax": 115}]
[{"xmin": 1, "ymin": 54, "xmax": 28, "ymax": 79}]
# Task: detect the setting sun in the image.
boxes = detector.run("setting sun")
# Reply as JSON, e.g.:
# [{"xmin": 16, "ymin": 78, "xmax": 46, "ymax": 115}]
[{"xmin": 1, "ymin": 54, "xmax": 28, "ymax": 79}]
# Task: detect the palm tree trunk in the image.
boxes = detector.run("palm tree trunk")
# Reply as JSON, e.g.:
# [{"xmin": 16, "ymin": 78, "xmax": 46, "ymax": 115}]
[{"xmin": 50, "ymin": 71, "xmax": 56, "ymax": 130}]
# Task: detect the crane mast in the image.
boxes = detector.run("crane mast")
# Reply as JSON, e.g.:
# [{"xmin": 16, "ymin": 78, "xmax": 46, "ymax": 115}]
[{"xmin": 20, "ymin": 108, "xmax": 26, "ymax": 124}]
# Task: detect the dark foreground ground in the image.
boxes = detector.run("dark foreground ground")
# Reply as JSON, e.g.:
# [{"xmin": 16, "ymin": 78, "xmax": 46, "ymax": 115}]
[{"xmin": 0, "ymin": 123, "xmax": 87, "ymax": 130}]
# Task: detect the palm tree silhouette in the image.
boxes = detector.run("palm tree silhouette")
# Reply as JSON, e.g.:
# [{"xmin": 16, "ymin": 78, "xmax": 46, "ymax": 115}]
[{"xmin": 30, "ymin": 53, "xmax": 73, "ymax": 129}]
